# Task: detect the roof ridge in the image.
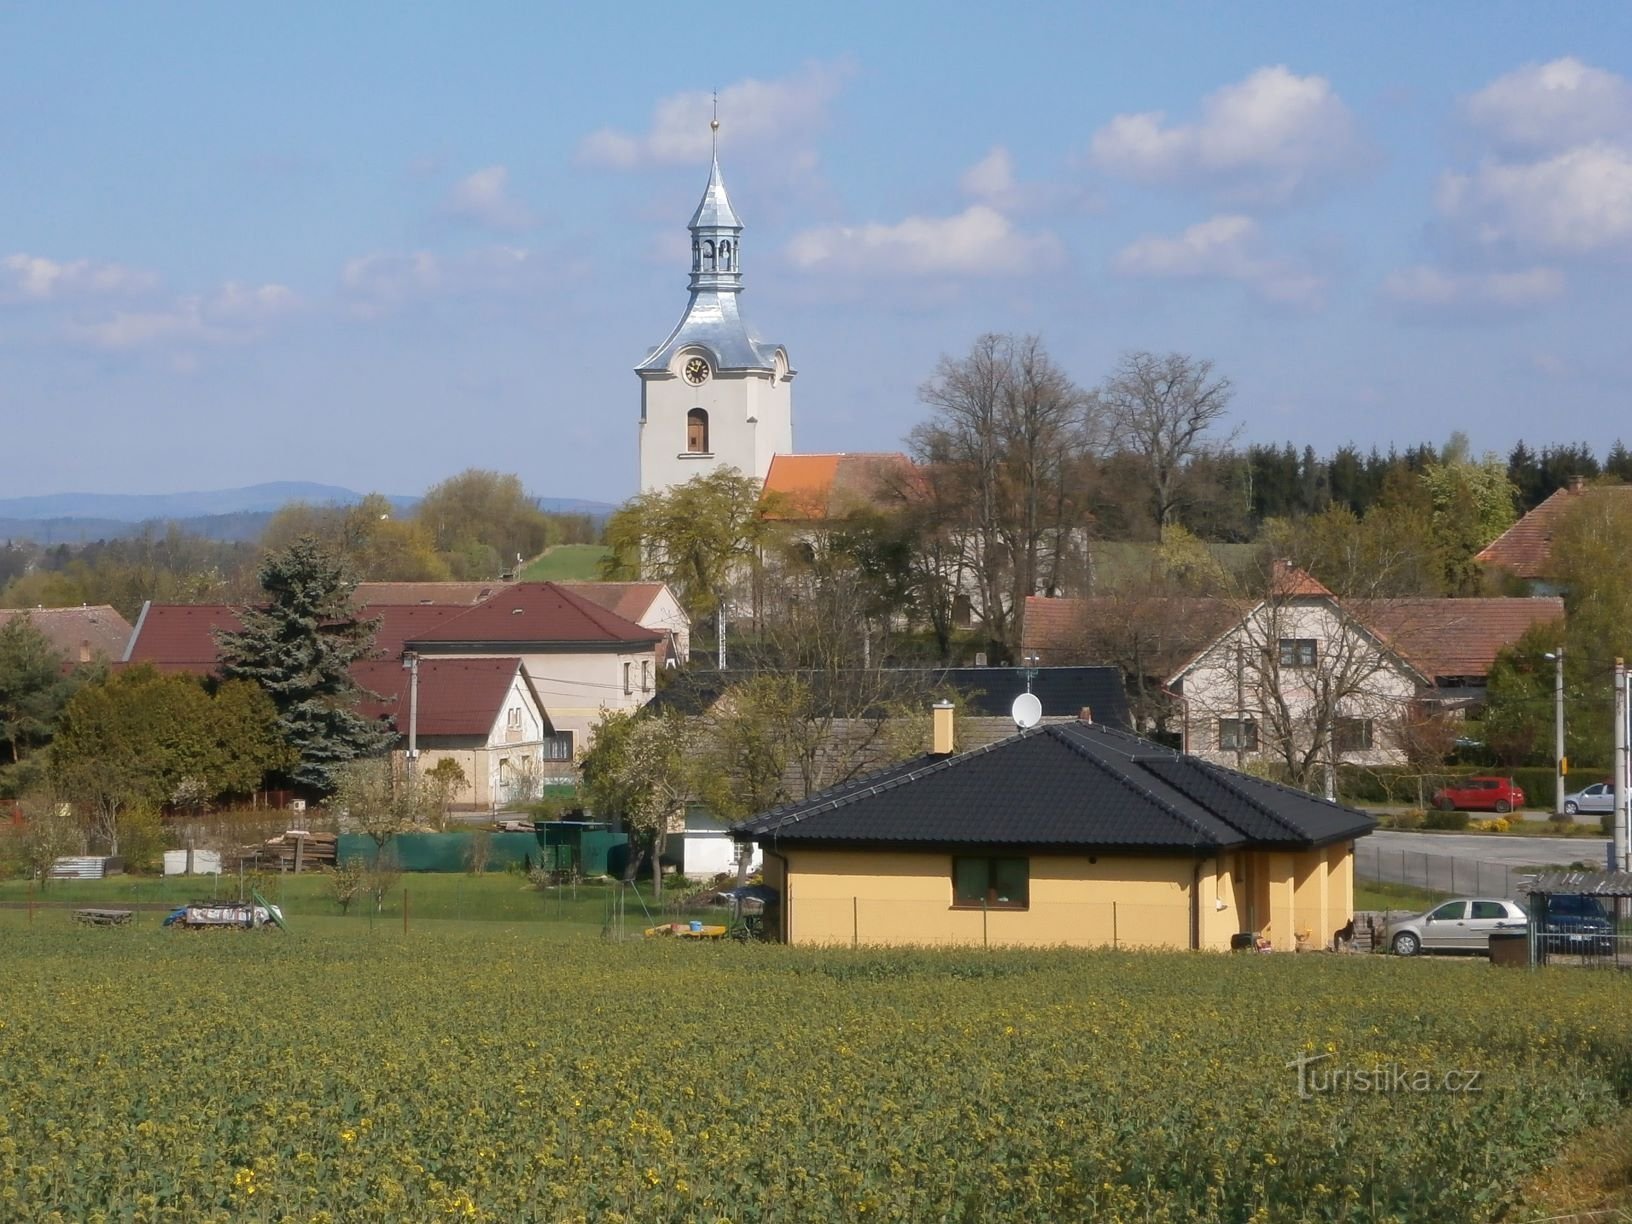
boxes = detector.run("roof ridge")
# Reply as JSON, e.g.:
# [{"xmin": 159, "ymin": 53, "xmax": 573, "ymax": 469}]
[
  {"xmin": 1044, "ymin": 725, "xmax": 1224, "ymax": 842},
  {"xmin": 757, "ymin": 729, "xmax": 1041, "ymax": 835}
]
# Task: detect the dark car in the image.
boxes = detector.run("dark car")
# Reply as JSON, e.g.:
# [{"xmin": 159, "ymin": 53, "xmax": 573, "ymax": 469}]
[
  {"xmin": 1535, "ymin": 893, "xmax": 1615, "ymax": 956},
  {"xmin": 1431, "ymin": 776, "xmax": 1525, "ymax": 814}
]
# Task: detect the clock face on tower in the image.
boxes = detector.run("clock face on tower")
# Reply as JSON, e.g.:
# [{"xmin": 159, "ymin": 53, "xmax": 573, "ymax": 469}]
[{"xmin": 683, "ymin": 356, "xmax": 711, "ymax": 386}]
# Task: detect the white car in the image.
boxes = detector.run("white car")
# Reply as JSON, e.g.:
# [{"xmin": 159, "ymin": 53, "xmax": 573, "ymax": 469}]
[
  {"xmin": 1563, "ymin": 782, "xmax": 1615, "ymax": 817},
  {"xmin": 1386, "ymin": 897, "xmax": 1528, "ymax": 956}
]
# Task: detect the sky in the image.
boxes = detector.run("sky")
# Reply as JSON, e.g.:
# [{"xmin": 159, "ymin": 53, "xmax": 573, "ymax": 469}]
[{"xmin": 3, "ymin": 2, "xmax": 1630, "ymax": 503}]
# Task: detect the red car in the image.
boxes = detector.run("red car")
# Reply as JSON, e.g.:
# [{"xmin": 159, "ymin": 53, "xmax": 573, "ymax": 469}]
[{"xmin": 1432, "ymin": 776, "xmax": 1525, "ymax": 814}]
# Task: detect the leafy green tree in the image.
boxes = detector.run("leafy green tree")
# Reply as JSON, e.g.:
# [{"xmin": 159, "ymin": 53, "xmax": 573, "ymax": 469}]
[
  {"xmin": 602, "ymin": 469, "xmax": 776, "ymax": 627},
  {"xmin": 217, "ymin": 538, "xmax": 394, "ymax": 795},
  {"xmin": 0, "ymin": 617, "xmax": 77, "ymax": 770},
  {"xmin": 1418, "ymin": 444, "xmax": 1518, "ymax": 594},
  {"xmin": 414, "ymin": 470, "xmax": 554, "ymax": 579},
  {"xmin": 579, "ymin": 708, "xmax": 696, "ymax": 899},
  {"xmin": 263, "ymin": 494, "xmax": 449, "ymax": 582},
  {"xmin": 332, "ymin": 756, "xmax": 437, "ymax": 852}
]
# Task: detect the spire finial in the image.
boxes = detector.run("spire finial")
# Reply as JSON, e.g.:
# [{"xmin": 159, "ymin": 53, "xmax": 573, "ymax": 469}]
[{"xmin": 710, "ymin": 91, "xmax": 720, "ymax": 157}]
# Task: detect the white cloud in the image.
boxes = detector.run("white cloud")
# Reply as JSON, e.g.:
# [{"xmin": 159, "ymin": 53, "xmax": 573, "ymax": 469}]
[
  {"xmin": 72, "ymin": 281, "xmax": 300, "ymax": 350},
  {"xmin": 444, "ymin": 165, "xmax": 534, "ymax": 231},
  {"xmin": 1, "ymin": 253, "xmax": 157, "ymax": 301},
  {"xmin": 1436, "ymin": 143, "xmax": 1632, "ymax": 253},
  {"xmin": 578, "ymin": 59, "xmax": 853, "ymax": 168},
  {"xmin": 786, "ymin": 205, "xmax": 1062, "ymax": 278},
  {"xmin": 1465, "ymin": 57, "xmax": 1632, "ymax": 153},
  {"xmin": 1090, "ymin": 66, "xmax": 1366, "ymax": 204},
  {"xmin": 1382, "ymin": 263, "xmax": 1565, "ymax": 312},
  {"xmin": 1114, "ymin": 214, "xmax": 1322, "ymax": 306},
  {"xmin": 340, "ymin": 246, "xmax": 546, "ymax": 314},
  {"xmin": 958, "ymin": 145, "xmax": 1096, "ymax": 216}
]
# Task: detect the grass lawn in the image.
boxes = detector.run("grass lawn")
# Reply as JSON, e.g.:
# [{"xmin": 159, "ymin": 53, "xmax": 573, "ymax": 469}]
[
  {"xmin": 1354, "ymin": 879, "xmax": 1447, "ymax": 913},
  {"xmin": 0, "ymin": 871, "xmax": 668, "ymax": 933},
  {"xmin": 519, "ymin": 543, "xmax": 610, "ymax": 581}
]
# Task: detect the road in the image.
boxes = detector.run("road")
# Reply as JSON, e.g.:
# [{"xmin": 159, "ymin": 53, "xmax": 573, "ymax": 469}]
[{"xmin": 1367, "ymin": 829, "xmax": 1609, "ymax": 869}]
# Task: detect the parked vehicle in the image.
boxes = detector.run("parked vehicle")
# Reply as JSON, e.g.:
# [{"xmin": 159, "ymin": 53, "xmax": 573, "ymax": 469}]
[
  {"xmin": 1430, "ymin": 776, "xmax": 1525, "ymax": 813},
  {"xmin": 1533, "ymin": 893, "xmax": 1615, "ymax": 956},
  {"xmin": 1387, "ymin": 897, "xmax": 1526, "ymax": 956},
  {"xmin": 162, "ymin": 892, "xmax": 287, "ymax": 931},
  {"xmin": 1562, "ymin": 782, "xmax": 1615, "ymax": 817}
]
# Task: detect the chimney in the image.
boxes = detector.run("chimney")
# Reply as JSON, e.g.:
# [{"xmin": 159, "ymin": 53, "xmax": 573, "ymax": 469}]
[
  {"xmin": 1078, "ymin": 707, "xmax": 1093, "ymax": 724},
  {"xmin": 1568, "ymin": 475, "xmax": 1586, "ymax": 493},
  {"xmin": 931, "ymin": 700, "xmax": 955, "ymax": 755},
  {"xmin": 79, "ymin": 639, "xmax": 91, "ymax": 664}
]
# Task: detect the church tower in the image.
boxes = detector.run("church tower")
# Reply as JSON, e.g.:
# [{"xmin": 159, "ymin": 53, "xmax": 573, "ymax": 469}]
[{"xmin": 636, "ymin": 120, "xmax": 794, "ymax": 495}]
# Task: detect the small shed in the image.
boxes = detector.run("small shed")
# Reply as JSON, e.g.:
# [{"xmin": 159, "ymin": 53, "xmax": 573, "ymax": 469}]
[{"xmin": 1519, "ymin": 869, "xmax": 1632, "ymax": 967}]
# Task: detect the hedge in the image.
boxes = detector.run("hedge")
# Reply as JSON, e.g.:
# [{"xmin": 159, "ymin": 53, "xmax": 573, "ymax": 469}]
[{"xmin": 1336, "ymin": 764, "xmax": 1608, "ymax": 810}]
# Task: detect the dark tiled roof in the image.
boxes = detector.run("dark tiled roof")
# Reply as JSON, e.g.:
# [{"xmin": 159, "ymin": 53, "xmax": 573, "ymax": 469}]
[
  {"xmin": 406, "ymin": 582, "xmax": 661, "ymax": 649},
  {"xmin": 735, "ymin": 721, "xmax": 1373, "ymax": 852},
  {"xmin": 364, "ymin": 604, "xmax": 468, "ymax": 658}
]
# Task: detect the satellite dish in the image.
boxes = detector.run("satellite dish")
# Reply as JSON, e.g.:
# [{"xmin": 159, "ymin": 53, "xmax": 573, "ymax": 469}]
[{"xmin": 1011, "ymin": 692, "xmax": 1043, "ymax": 730}]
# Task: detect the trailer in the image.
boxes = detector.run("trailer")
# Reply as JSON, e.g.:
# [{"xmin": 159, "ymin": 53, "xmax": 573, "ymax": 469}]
[{"xmin": 163, "ymin": 889, "xmax": 288, "ymax": 931}]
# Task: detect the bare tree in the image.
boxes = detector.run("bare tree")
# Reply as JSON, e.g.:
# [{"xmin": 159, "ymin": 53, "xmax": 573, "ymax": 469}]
[
  {"xmin": 910, "ymin": 333, "xmax": 1096, "ymax": 661},
  {"xmin": 1096, "ymin": 351, "xmax": 1236, "ymax": 540}
]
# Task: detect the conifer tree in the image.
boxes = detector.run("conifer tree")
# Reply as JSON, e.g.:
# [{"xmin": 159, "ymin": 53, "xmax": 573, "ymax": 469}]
[{"xmin": 217, "ymin": 537, "xmax": 393, "ymax": 794}]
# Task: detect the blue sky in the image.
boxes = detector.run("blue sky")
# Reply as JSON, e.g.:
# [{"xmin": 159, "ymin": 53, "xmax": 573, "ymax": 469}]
[{"xmin": 3, "ymin": 2, "xmax": 1629, "ymax": 502}]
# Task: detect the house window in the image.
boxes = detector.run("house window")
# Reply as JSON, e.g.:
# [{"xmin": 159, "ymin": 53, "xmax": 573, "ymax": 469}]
[
  {"xmin": 506, "ymin": 707, "xmax": 522, "ymax": 730},
  {"xmin": 543, "ymin": 731, "xmax": 574, "ymax": 762},
  {"xmin": 1334, "ymin": 717, "xmax": 1374, "ymax": 753},
  {"xmin": 498, "ymin": 758, "xmax": 510, "ymax": 785},
  {"xmin": 641, "ymin": 659, "xmax": 652, "ymax": 692},
  {"xmin": 623, "ymin": 662, "xmax": 633, "ymax": 695},
  {"xmin": 1279, "ymin": 638, "xmax": 1317, "ymax": 668},
  {"xmin": 952, "ymin": 856, "xmax": 1029, "ymax": 909},
  {"xmin": 1218, "ymin": 718, "xmax": 1259, "ymax": 752},
  {"xmin": 687, "ymin": 408, "xmax": 709, "ymax": 453}
]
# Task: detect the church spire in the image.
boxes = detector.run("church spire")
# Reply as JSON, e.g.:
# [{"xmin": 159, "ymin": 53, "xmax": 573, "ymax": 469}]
[{"xmin": 688, "ymin": 111, "xmax": 743, "ymax": 293}]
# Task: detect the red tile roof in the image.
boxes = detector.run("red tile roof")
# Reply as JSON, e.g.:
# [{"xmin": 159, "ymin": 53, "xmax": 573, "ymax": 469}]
[
  {"xmin": 0, "ymin": 605, "xmax": 133, "ymax": 663},
  {"xmin": 364, "ymin": 605, "xmax": 469, "ymax": 658},
  {"xmin": 352, "ymin": 581, "xmax": 514, "ymax": 605},
  {"xmin": 1269, "ymin": 559, "xmax": 1333, "ymax": 598},
  {"xmin": 1352, "ymin": 597, "xmax": 1564, "ymax": 680},
  {"xmin": 351, "ymin": 657, "xmax": 541, "ymax": 738},
  {"xmin": 556, "ymin": 581, "xmax": 667, "ymax": 625},
  {"xmin": 761, "ymin": 452, "xmax": 915, "ymax": 520},
  {"xmin": 405, "ymin": 582, "xmax": 661, "ymax": 648},
  {"xmin": 1475, "ymin": 483, "xmax": 1632, "ymax": 580},
  {"xmin": 121, "ymin": 604, "xmax": 244, "ymax": 675},
  {"xmin": 1023, "ymin": 595, "xmax": 1240, "ymax": 677}
]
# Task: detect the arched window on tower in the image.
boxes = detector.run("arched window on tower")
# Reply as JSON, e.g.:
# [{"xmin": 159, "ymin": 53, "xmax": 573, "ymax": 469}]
[
  {"xmin": 719, "ymin": 240, "xmax": 733, "ymax": 271},
  {"xmin": 687, "ymin": 408, "xmax": 709, "ymax": 454},
  {"xmin": 702, "ymin": 239, "xmax": 716, "ymax": 271},
  {"xmin": 691, "ymin": 239, "xmax": 701, "ymax": 271}
]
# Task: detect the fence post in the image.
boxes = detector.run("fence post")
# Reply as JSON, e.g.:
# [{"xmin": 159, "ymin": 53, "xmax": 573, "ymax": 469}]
[
  {"xmin": 403, "ymin": 887, "xmax": 409, "ymax": 936},
  {"xmin": 852, "ymin": 896, "xmax": 858, "ymax": 949},
  {"xmin": 1112, "ymin": 900, "xmax": 1118, "ymax": 949},
  {"xmin": 982, "ymin": 897, "xmax": 988, "ymax": 949}
]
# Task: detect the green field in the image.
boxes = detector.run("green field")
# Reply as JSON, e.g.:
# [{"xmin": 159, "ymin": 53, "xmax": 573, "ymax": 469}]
[
  {"xmin": 520, "ymin": 544, "xmax": 611, "ymax": 581},
  {"xmin": 3, "ymin": 920, "xmax": 1632, "ymax": 1221}
]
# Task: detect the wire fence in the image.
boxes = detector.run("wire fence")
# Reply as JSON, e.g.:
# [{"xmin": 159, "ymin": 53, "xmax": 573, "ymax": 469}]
[{"xmin": 1353, "ymin": 843, "xmax": 1611, "ymax": 900}]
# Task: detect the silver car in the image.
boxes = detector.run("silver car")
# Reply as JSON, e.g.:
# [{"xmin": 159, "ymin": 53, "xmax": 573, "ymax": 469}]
[
  {"xmin": 1562, "ymin": 782, "xmax": 1615, "ymax": 816},
  {"xmin": 1387, "ymin": 897, "xmax": 1527, "ymax": 956}
]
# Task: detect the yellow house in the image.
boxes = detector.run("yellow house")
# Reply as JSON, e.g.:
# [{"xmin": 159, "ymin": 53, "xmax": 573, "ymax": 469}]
[{"xmin": 733, "ymin": 707, "xmax": 1373, "ymax": 952}]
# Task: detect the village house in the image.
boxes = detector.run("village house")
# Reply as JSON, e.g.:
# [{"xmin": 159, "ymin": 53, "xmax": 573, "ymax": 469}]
[
  {"xmin": 1475, "ymin": 476, "xmax": 1632, "ymax": 593},
  {"xmin": 0, "ymin": 604, "xmax": 133, "ymax": 666},
  {"xmin": 733, "ymin": 704, "xmax": 1372, "ymax": 951}
]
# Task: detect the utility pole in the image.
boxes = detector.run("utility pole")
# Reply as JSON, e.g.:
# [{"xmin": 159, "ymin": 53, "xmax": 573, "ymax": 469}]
[
  {"xmin": 1546, "ymin": 648, "xmax": 1565, "ymax": 817},
  {"xmin": 716, "ymin": 602, "xmax": 727, "ymax": 671},
  {"xmin": 1615, "ymin": 658, "xmax": 1628, "ymax": 874},
  {"xmin": 403, "ymin": 651, "xmax": 421, "ymax": 788}
]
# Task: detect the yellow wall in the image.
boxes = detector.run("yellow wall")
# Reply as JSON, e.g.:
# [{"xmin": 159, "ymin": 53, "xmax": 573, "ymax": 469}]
[{"xmin": 772, "ymin": 843, "xmax": 1361, "ymax": 952}]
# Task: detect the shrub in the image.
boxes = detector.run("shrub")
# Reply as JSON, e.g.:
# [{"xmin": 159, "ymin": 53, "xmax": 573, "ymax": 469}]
[{"xmin": 1424, "ymin": 808, "xmax": 1470, "ymax": 831}]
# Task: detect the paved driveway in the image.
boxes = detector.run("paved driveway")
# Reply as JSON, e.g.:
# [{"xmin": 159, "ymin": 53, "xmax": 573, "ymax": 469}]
[{"xmin": 1367, "ymin": 829, "xmax": 1609, "ymax": 869}]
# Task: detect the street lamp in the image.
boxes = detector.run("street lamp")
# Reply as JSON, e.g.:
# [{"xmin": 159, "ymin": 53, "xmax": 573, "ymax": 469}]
[{"xmin": 1544, "ymin": 649, "xmax": 1564, "ymax": 818}]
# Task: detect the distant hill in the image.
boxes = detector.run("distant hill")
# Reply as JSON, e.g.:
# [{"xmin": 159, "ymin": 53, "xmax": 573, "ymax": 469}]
[{"xmin": 0, "ymin": 483, "xmax": 618, "ymax": 546}]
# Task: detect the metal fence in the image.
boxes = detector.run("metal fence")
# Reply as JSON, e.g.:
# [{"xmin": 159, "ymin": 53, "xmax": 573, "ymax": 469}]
[{"xmin": 1355, "ymin": 844, "xmax": 1526, "ymax": 899}]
